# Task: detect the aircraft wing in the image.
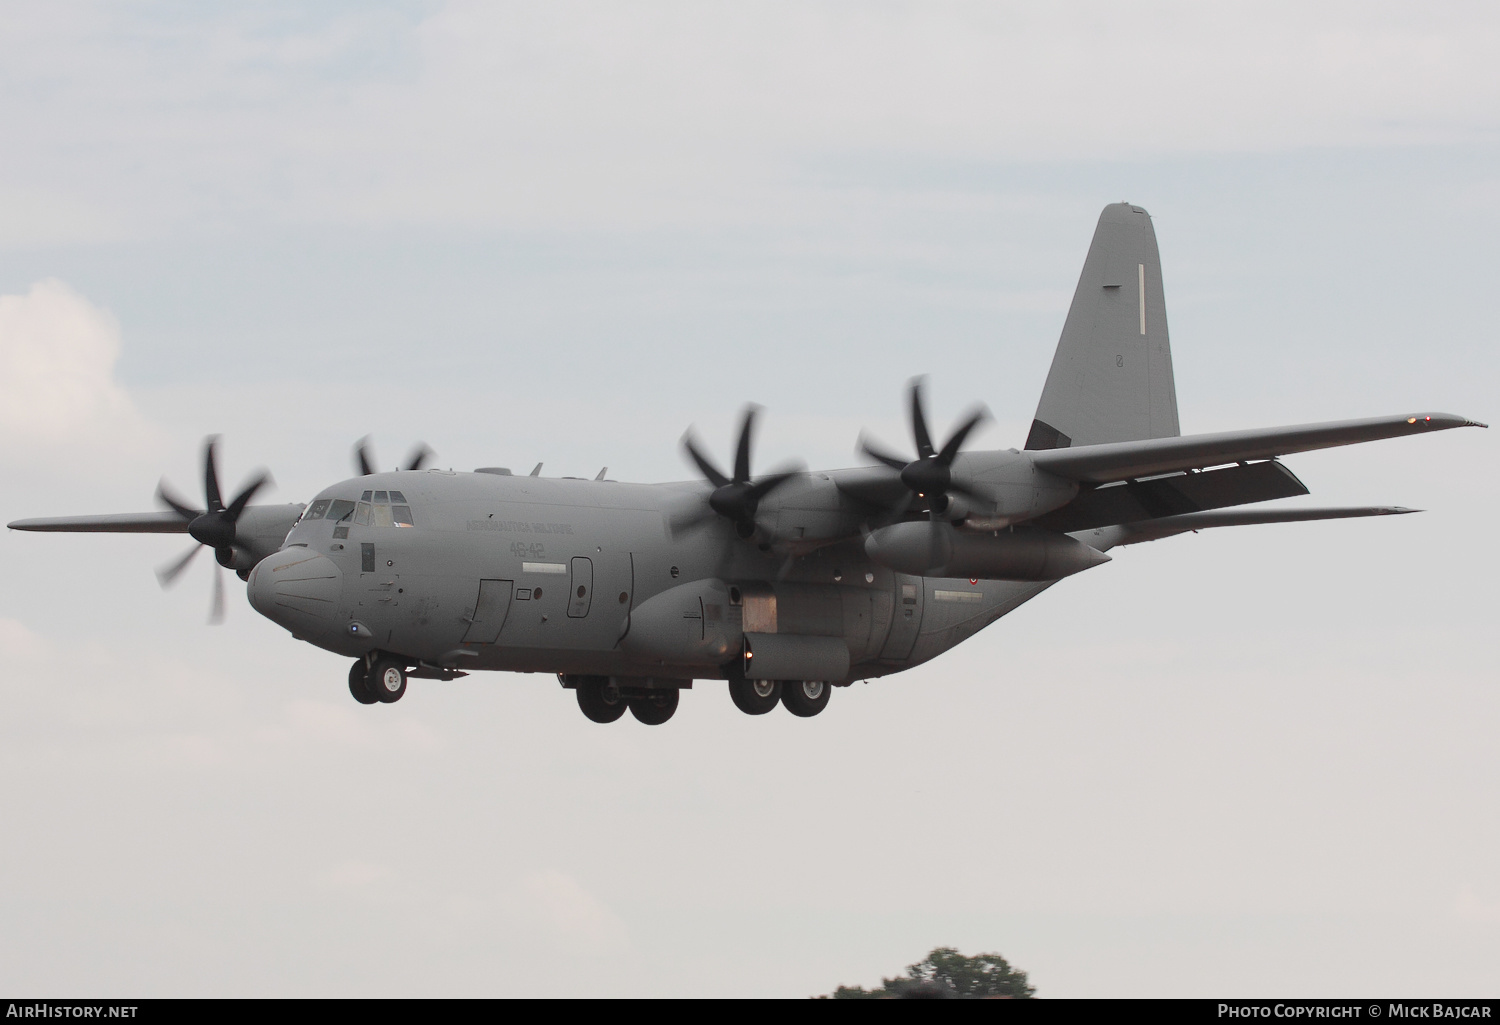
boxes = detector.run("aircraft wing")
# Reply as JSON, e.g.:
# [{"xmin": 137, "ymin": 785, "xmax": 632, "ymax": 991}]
[
  {"xmin": 8, "ymin": 504, "xmax": 306, "ymax": 548},
  {"xmin": 8, "ymin": 512, "xmax": 191, "ymax": 533},
  {"xmin": 1031, "ymin": 412, "xmax": 1486, "ymax": 484},
  {"xmin": 1106, "ymin": 505, "xmax": 1418, "ymax": 545}
]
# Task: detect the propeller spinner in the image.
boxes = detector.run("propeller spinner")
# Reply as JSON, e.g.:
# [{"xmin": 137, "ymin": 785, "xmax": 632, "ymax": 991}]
[
  {"xmin": 858, "ymin": 377, "xmax": 990, "ymax": 519},
  {"xmin": 674, "ymin": 406, "xmax": 803, "ymax": 539},
  {"xmin": 155, "ymin": 437, "xmax": 272, "ymax": 623}
]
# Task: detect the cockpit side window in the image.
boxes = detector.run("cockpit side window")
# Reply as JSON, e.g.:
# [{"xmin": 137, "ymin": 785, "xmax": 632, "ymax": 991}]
[
  {"xmin": 354, "ymin": 502, "xmax": 372, "ymax": 526},
  {"xmin": 304, "ymin": 499, "xmax": 331, "ymax": 521},
  {"xmin": 392, "ymin": 505, "xmax": 414, "ymax": 527},
  {"xmin": 327, "ymin": 499, "xmax": 357, "ymax": 523}
]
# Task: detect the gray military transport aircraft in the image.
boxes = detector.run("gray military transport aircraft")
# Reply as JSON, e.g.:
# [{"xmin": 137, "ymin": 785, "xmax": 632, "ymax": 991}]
[{"xmin": 9, "ymin": 204, "xmax": 1487, "ymax": 725}]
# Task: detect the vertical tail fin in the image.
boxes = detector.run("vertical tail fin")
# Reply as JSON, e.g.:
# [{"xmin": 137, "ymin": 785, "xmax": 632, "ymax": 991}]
[{"xmin": 1026, "ymin": 204, "xmax": 1180, "ymax": 450}]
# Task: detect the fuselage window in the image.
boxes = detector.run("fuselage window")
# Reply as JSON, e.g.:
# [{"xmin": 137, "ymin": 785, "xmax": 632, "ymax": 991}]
[
  {"xmin": 304, "ymin": 499, "xmax": 331, "ymax": 521},
  {"xmin": 372, "ymin": 503, "xmax": 394, "ymax": 528},
  {"xmin": 373, "ymin": 491, "xmax": 389, "ymax": 503},
  {"xmin": 389, "ymin": 491, "xmax": 407, "ymax": 504},
  {"xmin": 392, "ymin": 505, "xmax": 414, "ymax": 527},
  {"xmin": 361, "ymin": 491, "xmax": 373, "ymax": 502},
  {"xmin": 327, "ymin": 499, "xmax": 357, "ymax": 523}
]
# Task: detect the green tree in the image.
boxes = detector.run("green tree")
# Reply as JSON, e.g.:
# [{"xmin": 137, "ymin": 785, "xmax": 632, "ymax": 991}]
[{"xmin": 826, "ymin": 946, "xmax": 1035, "ymax": 999}]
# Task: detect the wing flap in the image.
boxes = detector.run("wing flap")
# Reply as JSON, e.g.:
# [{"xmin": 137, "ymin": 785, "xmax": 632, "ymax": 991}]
[{"xmin": 1031, "ymin": 413, "xmax": 1485, "ymax": 484}]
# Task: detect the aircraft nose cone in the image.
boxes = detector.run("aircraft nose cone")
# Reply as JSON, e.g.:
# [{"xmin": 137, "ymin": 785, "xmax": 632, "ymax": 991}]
[{"xmin": 247, "ymin": 547, "xmax": 342, "ymax": 634}]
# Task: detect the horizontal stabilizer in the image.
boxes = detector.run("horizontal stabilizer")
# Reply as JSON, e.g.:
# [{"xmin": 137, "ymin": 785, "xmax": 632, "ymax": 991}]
[
  {"xmin": 1032, "ymin": 413, "xmax": 1485, "ymax": 484},
  {"xmin": 1111, "ymin": 505, "xmax": 1418, "ymax": 545}
]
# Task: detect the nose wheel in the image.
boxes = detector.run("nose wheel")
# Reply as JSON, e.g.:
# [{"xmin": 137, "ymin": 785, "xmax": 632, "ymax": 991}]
[
  {"xmin": 348, "ymin": 660, "xmax": 377, "ymax": 704},
  {"xmin": 370, "ymin": 657, "xmax": 408, "ymax": 703},
  {"xmin": 349, "ymin": 656, "xmax": 407, "ymax": 704}
]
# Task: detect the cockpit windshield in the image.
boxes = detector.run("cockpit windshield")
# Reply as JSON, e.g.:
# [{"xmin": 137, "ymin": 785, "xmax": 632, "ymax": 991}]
[{"xmin": 299, "ymin": 492, "xmax": 412, "ymax": 527}]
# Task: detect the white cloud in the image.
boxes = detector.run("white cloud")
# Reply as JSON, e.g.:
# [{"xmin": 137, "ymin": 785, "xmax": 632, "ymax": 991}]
[{"xmin": 0, "ymin": 279, "xmax": 159, "ymax": 463}]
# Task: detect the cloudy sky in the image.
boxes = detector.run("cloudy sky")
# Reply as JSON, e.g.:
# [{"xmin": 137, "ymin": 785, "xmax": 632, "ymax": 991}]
[{"xmin": 1, "ymin": 1, "xmax": 1496, "ymax": 997}]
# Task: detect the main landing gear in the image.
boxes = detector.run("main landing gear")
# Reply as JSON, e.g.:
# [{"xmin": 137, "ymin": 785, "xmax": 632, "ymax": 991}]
[
  {"xmin": 727, "ymin": 664, "xmax": 833, "ymax": 718},
  {"xmin": 566, "ymin": 675, "xmax": 681, "ymax": 725},
  {"xmin": 348, "ymin": 655, "xmax": 407, "ymax": 705},
  {"xmin": 780, "ymin": 679, "xmax": 831, "ymax": 717}
]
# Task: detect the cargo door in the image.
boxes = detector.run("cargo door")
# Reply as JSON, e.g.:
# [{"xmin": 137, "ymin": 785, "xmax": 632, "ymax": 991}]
[
  {"xmin": 568, "ymin": 557, "xmax": 594, "ymax": 618},
  {"xmin": 462, "ymin": 579, "xmax": 514, "ymax": 643}
]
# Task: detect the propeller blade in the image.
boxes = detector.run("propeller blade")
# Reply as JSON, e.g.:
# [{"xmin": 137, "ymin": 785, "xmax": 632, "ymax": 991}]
[
  {"xmin": 354, "ymin": 437, "xmax": 376, "ymax": 477},
  {"xmin": 681, "ymin": 432, "xmax": 731, "ymax": 488},
  {"xmin": 908, "ymin": 378, "xmax": 935, "ymax": 460},
  {"xmin": 155, "ymin": 543, "xmax": 203, "ymax": 588},
  {"xmin": 745, "ymin": 465, "xmax": 805, "ymax": 502},
  {"xmin": 209, "ymin": 563, "xmax": 226, "ymax": 625},
  {"xmin": 733, "ymin": 406, "xmax": 760, "ymax": 484},
  {"xmin": 937, "ymin": 406, "xmax": 990, "ymax": 464},
  {"xmin": 224, "ymin": 471, "xmax": 272, "ymax": 522},
  {"xmin": 156, "ymin": 479, "xmax": 201, "ymax": 521},
  {"xmin": 858, "ymin": 433, "xmax": 910, "ymax": 471},
  {"xmin": 403, "ymin": 444, "xmax": 434, "ymax": 472},
  {"xmin": 202, "ymin": 436, "xmax": 224, "ymax": 513}
]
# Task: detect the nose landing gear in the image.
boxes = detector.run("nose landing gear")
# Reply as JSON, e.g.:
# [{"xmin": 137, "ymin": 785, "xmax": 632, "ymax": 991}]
[
  {"xmin": 348, "ymin": 655, "xmax": 408, "ymax": 704},
  {"xmin": 348, "ymin": 660, "xmax": 378, "ymax": 705}
]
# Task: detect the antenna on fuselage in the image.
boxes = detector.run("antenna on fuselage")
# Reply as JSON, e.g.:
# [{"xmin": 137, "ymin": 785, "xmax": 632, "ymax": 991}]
[
  {"xmin": 594, "ymin": 467, "xmax": 607, "ymax": 481},
  {"xmin": 530, "ymin": 463, "xmax": 543, "ymax": 477}
]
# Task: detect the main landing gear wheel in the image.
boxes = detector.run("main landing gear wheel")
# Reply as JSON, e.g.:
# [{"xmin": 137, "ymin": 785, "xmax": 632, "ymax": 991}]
[
  {"xmin": 576, "ymin": 676, "xmax": 627, "ymax": 724},
  {"xmin": 370, "ymin": 657, "xmax": 407, "ymax": 703},
  {"xmin": 781, "ymin": 680, "xmax": 831, "ymax": 717},
  {"xmin": 348, "ymin": 660, "xmax": 378, "ymax": 705},
  {"xmin": 629, "ymin": 689, "xmax": 679, "ymax": 726},
  {"xmin": 728, "ymin": 677, "xmax": 781, "ymax": 715}
]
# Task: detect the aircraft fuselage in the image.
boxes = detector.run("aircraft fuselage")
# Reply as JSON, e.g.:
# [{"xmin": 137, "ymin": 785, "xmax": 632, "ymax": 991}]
[{"xmin": 249, "ymin": 469, "xmax": 1053, "ymax": 685}]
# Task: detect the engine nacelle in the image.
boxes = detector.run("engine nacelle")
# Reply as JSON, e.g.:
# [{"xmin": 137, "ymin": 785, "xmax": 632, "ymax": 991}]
[{"xmin": 864, "ymin": 523, "xmax": 1110, "ymax": 581}]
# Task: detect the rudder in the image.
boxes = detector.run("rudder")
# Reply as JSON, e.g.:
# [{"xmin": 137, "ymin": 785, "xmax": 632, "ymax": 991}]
[{"xmin": 1026, "ymin": 204, "xmax": 1180, "ymax": 450}]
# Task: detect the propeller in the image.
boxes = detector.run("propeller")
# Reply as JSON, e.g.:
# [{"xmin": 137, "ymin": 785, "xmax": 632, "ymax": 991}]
[
  {"xmin": 673, "ymin": 406, "xmax": 803, "ymax": 539},
  {"xmin": 857, "ymin": 378, "xmax": 990, "ymax": 571},
  {"xmin": 858, "ymin": 377, "xmax": 991, "ymax": 518},
  {"xmin": 354, "ymin": 436, "xmax": 434, "ymax": 476},
  {"xmin": 155, "ymin": 436, "xmax": 272, "ymax": 623}
]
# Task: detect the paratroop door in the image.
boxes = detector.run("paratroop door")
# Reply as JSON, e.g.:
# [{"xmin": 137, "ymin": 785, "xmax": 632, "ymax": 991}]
[{"xmin": 463, "ymin": 579, "xmax": 514, "ymax": 643}]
